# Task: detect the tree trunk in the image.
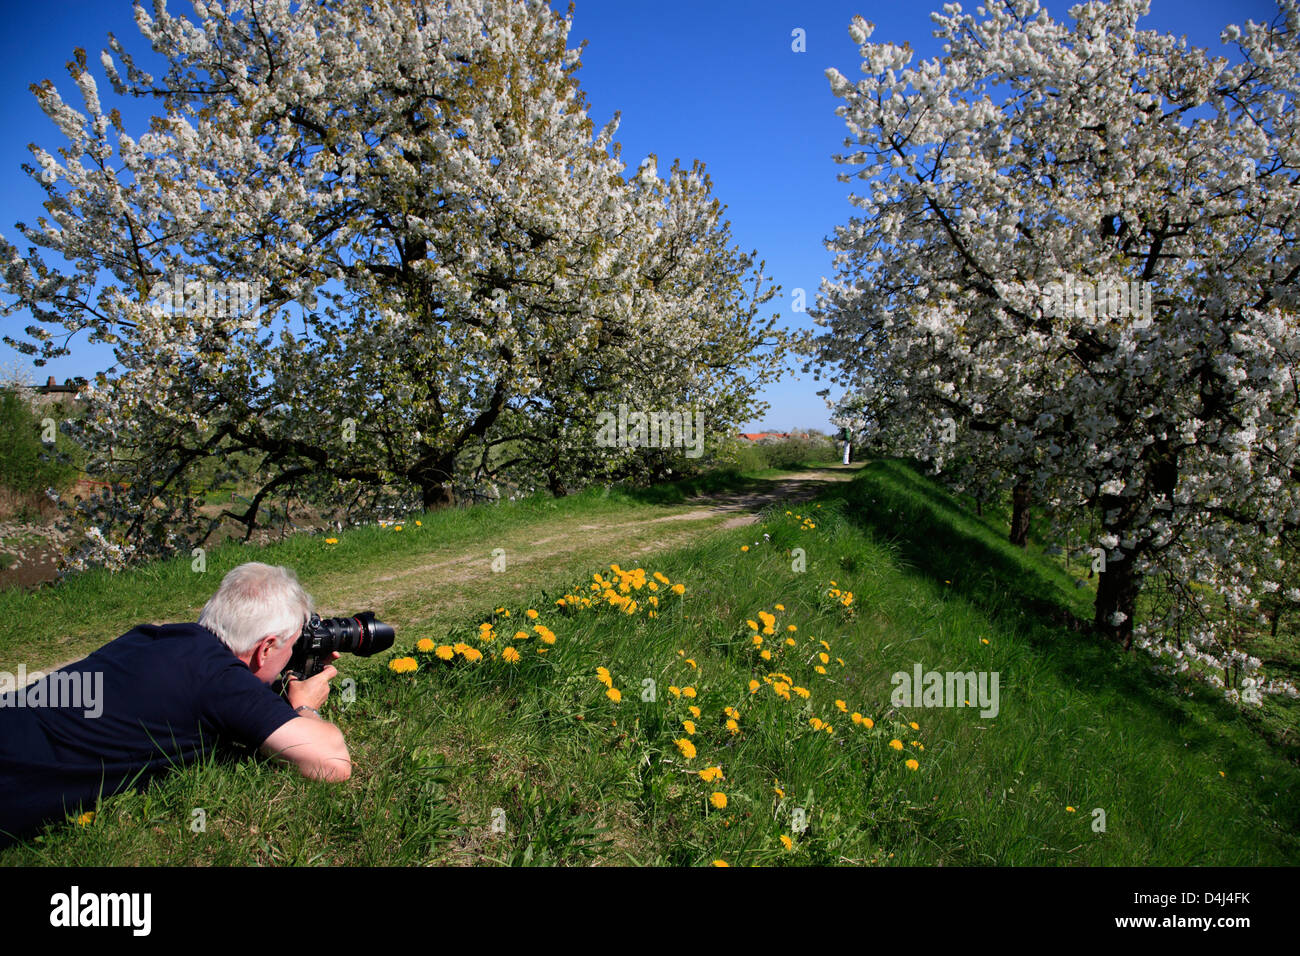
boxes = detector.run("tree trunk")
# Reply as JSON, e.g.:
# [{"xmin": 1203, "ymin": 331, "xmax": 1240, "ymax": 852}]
[
  {"xmin": 1094, "ymin": 554, "xmax": 1140, "ymax": 648},
  {"xmin": 421, "ymin": 481, "xmax": 455, "ymax": 510},
  {"xmin": 416, "ymin": 451, "xmax": 458, "ymax": 510},
  {"xmin": 546, "ymin": 423, "xmax": 568, "ymax": 497},
  {"xmin": 1009, "ymin": 479, "xmax": 1031, "ymax": 548}
]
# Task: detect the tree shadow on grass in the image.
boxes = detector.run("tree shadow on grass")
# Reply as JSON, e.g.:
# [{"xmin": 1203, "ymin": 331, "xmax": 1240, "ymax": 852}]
[{"xmin": 828, "ymin": 459, "xmax": 1300, "ymax": 845}]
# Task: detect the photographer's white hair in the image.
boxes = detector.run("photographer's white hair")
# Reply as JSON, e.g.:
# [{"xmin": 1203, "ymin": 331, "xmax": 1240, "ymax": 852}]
[{"xmin": 199, "ymin": 562, "xmax": 314, "ymax": 654}]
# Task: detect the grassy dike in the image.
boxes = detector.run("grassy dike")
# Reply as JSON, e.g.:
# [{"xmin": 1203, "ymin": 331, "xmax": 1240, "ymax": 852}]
[{"xmin": 3, "ymin": 460, "xmax": 1297, "ymax": 865}]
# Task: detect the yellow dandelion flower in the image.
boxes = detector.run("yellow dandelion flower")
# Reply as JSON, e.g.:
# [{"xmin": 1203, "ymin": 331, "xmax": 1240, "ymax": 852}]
[
  {"xmin": 526, "ymin": 609, "xmax": 539, "ymax": 619},
  {"xmin": 889, "ymin": 739, "xmax": 903, "ymax": 750},
  {"xmin": 669, "ymin": 685, "xmax": 681, "ymax": 697},
  {"xmin": 748, "ymin": 679, "xmax": 760, "ymax": 694},
  {"xmin": 324, "ymin": 537, "xmax": 339, "ymax": 544},
  {"xmin": 773, "ymin": 783, "xmax": 785, "ymax": 799},
  {"xmin": 909, "ymin": 721, "xmax": 919, "ymax": 730},
  {"xmin": 674, "ymin": 738, "xmax": 697, "ymax": 760},
  {"xmin": 688, "ymin": 705, "xmax": 701, "ymax": 718},
  {"xmin": 981, "ymin": 638, "xmax": 990, "ymax": 645},
  {"xmin": 712, "ymin": 860, "xmax": 729, "ymax": 867},
  {"xmin": 788, "ymin": 624, "xmax": 797, "ymax": 632},
  {"xmin": 682, "ymin": 687, "xmax": 696, "ymax": 698},
  {"xmin": 793, "ymin": 686, "xmax": 810, "ymax": 699},
  {"xmin": 864, "ymin": 717, "xmax": 874, "ymax": 729},
  {"xmin": 819, "ymin": 652, "xmax": 830, "ymax": 665},
  {"xmin": 814, "ymin": 665, "xmax": 827, "ymax": 675},
  {"xmin": 760, "ymin": 649, "xmax": 772, "ymax": 661},
  {"xmin": 774, "ymin": 603, "xmax": 786, "ymax": 611},
  {"xmin": 699, "ymin": 766, "xmax": 724, "ymax": 783},
  {"xmin": 773, "ymin": 682, "xmax": 791, "ymax": 700},
  {"xmin": 596, "ymin": 666, "xmax": 612, "ymax": 685},
  {"xmin": 415, "ymin": 520, "xmax": 422, "ymax": 527},
  {"xmin": 394, "ymin": 525, "xmax": 403, "ymax": 531},
  {"xmin": 389, "ymin": 656, "xmax": 418, "ymax": 673},
  {"xmin": 710, "ymin": 792, "xmax": 727, "ymax": 810},
  {"xmin": 435, "ymin": 645, "xmax": 454, "ymax": 660},
  {"xmin": 851, "ymin": 712, "xmax": 862, "ymax": 724},
  {"xmin": 905, "ymin": 759, "xmax": 919, "ymax": 771},
  {"xmin": 747, "ymin": 620, "xmax": 759, "ymax": 631},
  {"xmin": 1066, "ymin": 806, "xmax": 1076, "ymax": 813},
  {"xmin": 685, "ymin": 658, "xmax": 697, "ymax": 669},
  {"xmin": 809, "ymin": 717, "xmax": 824, "ymax": 731},
  {"xmin": 76, "ymin": 811, "xmax": 95, "ymax": 826},
  {"xmin": 741, "ymin": 545, "xmax": 749, "ymax": 552},
  {"xmin": 780, "ymin": 835, "xmax": 793, "ymax": 851},
  {"xmin": 671, "ymin": 584, "xmax": 685, "ymax": 595},
  {"xmin": 502, "ymin": 646, "xmax": 521, "ymax": 663},
  {"xmin": 835, "ymin": 699, "xmax": 847, "ymax": 712},
  {"xmin": 462, "ymin": 647, "xmax": 483, "ymax": 662},
  {"xmin": 785, "ymin": 638, "xmax": 796, "ymax": 647},
  {"xmin": 416, "ymin": 638, "xmax": 435, "ymax": 653},
  {"xmin": 725, "ymin": 718, "xmax": 739, "ymax": 735},
  {"xmin": 606, "ymin": 687, "xmax": 622, "ymax": 703}
]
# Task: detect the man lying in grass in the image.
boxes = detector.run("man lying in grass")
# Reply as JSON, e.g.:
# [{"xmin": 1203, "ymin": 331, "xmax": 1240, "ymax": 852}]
[{"xmin": 0, "ymin": 562, "xmax": 349, "ymax": 847}]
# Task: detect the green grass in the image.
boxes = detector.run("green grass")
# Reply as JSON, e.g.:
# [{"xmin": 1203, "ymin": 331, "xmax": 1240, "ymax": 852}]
[{"xmin": 4, "ymin": 458, "xmax": 1297, "ymax": 865}]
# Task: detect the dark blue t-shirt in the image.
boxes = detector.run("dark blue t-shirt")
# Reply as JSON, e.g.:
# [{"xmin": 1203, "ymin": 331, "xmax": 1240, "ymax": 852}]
[{"xmin": 0, "ymin": 622, "xmax": 297, "ymax": 843}]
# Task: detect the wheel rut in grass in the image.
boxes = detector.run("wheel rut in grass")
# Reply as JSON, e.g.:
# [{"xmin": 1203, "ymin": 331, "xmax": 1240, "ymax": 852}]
[{"xmin": 320, "ymin": 464, "xmax": 862, "ymax": 626}]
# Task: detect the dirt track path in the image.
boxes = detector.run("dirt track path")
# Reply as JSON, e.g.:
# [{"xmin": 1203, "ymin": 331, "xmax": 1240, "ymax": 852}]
[
  {"xmin": 322, "ymin": 463, "xmax": 863, "ymax": 632},
  {"xmin": 27, "ymin": 464, "xmax": 863, "ymax": 671}
]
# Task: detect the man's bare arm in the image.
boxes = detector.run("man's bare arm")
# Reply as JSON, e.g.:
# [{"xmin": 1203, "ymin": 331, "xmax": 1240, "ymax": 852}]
[{"xmin": 259, "ymin": 714, "xmax": 352, "ymax": 781}]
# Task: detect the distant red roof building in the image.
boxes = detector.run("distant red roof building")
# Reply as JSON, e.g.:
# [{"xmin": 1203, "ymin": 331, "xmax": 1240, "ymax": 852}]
[{"xmin": 739, "ymin": 432, "xmax": 789, "ymax": 441}]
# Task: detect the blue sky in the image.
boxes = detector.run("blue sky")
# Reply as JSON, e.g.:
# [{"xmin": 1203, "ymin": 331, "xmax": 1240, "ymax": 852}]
[{"xmin": 0, "ymin": 0, "xmax": 1282, "ymax": 431}]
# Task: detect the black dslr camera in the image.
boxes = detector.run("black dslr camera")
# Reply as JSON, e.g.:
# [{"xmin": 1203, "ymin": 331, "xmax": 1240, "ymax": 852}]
[{"xmin": 283, "ymin": 611, "xmax": 396, "ymax": 681}]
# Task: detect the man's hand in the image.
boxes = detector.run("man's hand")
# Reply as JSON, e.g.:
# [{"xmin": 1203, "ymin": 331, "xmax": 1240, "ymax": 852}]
[{"xmin": 285, "ymin": 652, "xmax": 340, "ymax": 711}]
